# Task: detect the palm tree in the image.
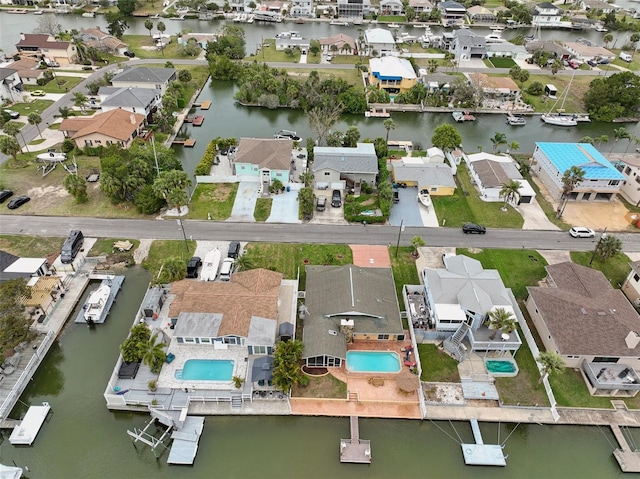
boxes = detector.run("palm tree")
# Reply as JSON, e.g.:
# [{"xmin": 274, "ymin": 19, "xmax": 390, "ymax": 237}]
[
  {"xmin": 271, "ymin": 339, "xmax": 307, "ymax": 392},
  {"xmin": 383, "ymin": 118, "xmax": 396, "ymax": 144},
  {"xmin": 579, "ymin": 136, "xmax": 595, "ymax": 145},
  {"xmin": 234, "ymin": 253, "xmax": 253, "ymax": 272},
  {"xmin": 603, "ymin": 33, "xmax": 613, "ymax": 48},
  {"xmin": 556, "ymin": 166, "xmax": 585, "ymax": 219},
  {"xmin": 595, "ymin": 234, "xmax": 622, "ymax": 262},
  {"xmin": 0, "ymin": 136, "xmax": 21, "ymax": 161},
  {"xmin": 596, "ymin": 135, "xmax": 609, "ymax": 148},
  {"xmin": 499, "ymin": 179, "xmax": 522, "ymax": 211},
  {"xmin": 73, "ymin": 92, "xmax": 88, "ymax": 113},
  {"xmin": 536, "ymin": 351, "xmax": 564, "ymax": 387},
  {"xmin": 144, "ymin": 19, "xmax": 154, "ymax": 38},
  {"xmin": 507, "ymin": 141, "xmax": 519, "ymax": 155},
  {"xmin": 27, "ymin": 112, "xmax": 43, "ymax": 139},
  {"xmin": 490, "ymin": 132, "xmax": 507, "ymax": 153},
  {"xmin": 611, "ymin": 127, "xmax": 630, "ymax": 153},
  {"xmin": 141, "ymin": 333, "xmax": 166, "ymax": 374},
  {"xmin": 411, "ymin": 236, "xmax": 425, "ymax": 257},
  {"xmin": 485, "ymin": 307, "xmax": 517, "ymax": 340}
]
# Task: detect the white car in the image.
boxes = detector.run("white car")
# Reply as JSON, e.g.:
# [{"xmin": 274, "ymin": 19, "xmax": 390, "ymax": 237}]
[
  {"xmin": 569, "ymin": 226, "xmax": 595, "ymax": 238},
  {"xmin": 326, "ymin": 54, "xmax": 333, "ymax": 62}
]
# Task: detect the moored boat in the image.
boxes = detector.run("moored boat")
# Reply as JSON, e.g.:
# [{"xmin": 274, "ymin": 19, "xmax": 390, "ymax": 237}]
[
  {"xmin": 274, "ymin": 129, "xmax": 301, "ymax": 141},
  {"xmin": 506, "ymin": 114, "xmax": 526, "ymax": 126},
  {"xmin": 452, "ymin": 111, "xmax": 476, "ymax": 122},
  {"xmin": 541, "ymin": 114, "xmax": 578, "ymax": 127},
  {"xmin": 84, "ymin": 284, "xmax": 111, "ymax": 324},
  {"xmin": 200, "ymin": 248, "xmax": 221, "ymax": 281}
]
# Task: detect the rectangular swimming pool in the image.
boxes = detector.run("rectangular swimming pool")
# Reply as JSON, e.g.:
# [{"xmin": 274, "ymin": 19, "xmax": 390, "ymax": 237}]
[
  {"xmin": 175, "ymin": 359, "xmax": 234, "ymax": 381},
  {"xmin": 346, "ymin": 351, "xmax": 401, "ymax": 373}
]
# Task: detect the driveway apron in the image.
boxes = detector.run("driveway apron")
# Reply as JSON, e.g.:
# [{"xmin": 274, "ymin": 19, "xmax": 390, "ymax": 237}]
[
  {"xmin": 266, "ymin": 184, "xmax": 301, "ymax": 223},
  {"xmin": 389, "ymin": 187, "xmax": 424, "ymax": 227},
  {"xmin": 228, "ymin": 181, "xmax": 259, "ymax": 222}
]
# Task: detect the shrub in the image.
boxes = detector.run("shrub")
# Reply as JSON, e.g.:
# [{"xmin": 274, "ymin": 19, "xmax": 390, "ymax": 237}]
[
  {"xmin": 61, "ymin": 138, "xmax": 76, "ymax": 154},
  {"xmin": 361, "ymin": 181, "xmax": 373, "ymax": 194},
  {"xmin": 135, "ymin": 184, "xmax": 166, "ymax": 214},
  {"xmin": 527, "ymin": 81, "xmax": 544, "ymax": 96},
  {"xmin": 194, "ymin": 139, "xmax": 218, "ymax": 176}
]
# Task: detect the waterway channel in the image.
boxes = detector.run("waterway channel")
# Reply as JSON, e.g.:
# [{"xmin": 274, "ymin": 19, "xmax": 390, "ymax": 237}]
[{"xmin": 1, "ymin": 268, "xmax": 639, "ymax": 478}]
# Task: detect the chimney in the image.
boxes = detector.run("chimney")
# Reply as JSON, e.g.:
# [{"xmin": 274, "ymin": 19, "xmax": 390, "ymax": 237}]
[
  {"xmin": 130, "ymin": 114, "xmax": 136, "ymax": 124},
  {"xmin": 625, "ymin": 331, "xmax": 640, "ymax": 349},
  {"xmin": 20, "ymin": 33, "xmax": 26, "ymax": 41}
]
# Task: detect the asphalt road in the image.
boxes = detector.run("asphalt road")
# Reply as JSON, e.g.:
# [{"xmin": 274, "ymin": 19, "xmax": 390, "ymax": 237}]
[{"xmin": 1, "ymin": 215, "xmax": 639, "ymax": 252}]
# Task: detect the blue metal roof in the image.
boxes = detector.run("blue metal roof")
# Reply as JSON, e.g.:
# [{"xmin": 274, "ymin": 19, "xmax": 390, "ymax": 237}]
[{"xmin": 536, "ymin": 142, "xmax": 625, "ymax": 180}]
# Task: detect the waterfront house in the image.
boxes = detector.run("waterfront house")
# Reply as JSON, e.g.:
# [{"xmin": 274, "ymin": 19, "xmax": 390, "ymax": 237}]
[
  {"xmin": 290, "ymin": 0, "xmax": 313, "ymax": 17},
  {"xmin": 0, "ymin": 250, "xmax": 50, "ymax": 283},
  {"xmin": 59, "ymin": 108, "xmax": 145, "ymax": 149},
  {"xmin": 78, "ymin": 27, "xmax": 127, "ymax": 55},
  {"xmin": 0, "ymin": 68, "xmax": 23, "ymax": 104},
  {"xmin": 391, "ymin": 161, "xmax": 456, "ymax": 196},
  {"xmin": 449, "ymin": 29, "xmax": 486, "ymax": 61},
  {"xmin": 319, "ymin": 33, "xmax": 356, "ymax": 55},
  {"xmin": 468, "ymin": 73, "xmax": 520, "ymax": 97},
  {"xmin": 562, "ymin": 40, "xmax": 614, "ymax": 62},
  {"xmin": 380, "ymin": 0, "xmax": 404, "ymax": 15},
  {"xmin": 532, "ymin": 142, "xmax": 624, "ymax": 202},
  {"xmin": 312, "ymin": 143, "xmax": 378, "ymax": 190},
  {"xmin": 364, "ymin": 28, "xmax": 396, "ymax": 56},
  {"xmin": 302, "ymin": 265, "xmax": 405, "ymax": 369},
  {"xmin": 368, "ymin": 56, "xmax": 417, "ymax": 94},
  {"xmin": 232, "ymin": 138, "xmax": 294, "ymax": 187},
  {"xmin": 337, "ymin": 0, "xmax": 372, "ymax": 18},
  {"xmin": 110, "ymin": 67, "xmax": 176, "ymax": 94},
  {"xmin": 419, "ymin": 72, "xmax": 453, "ymax": 94},
  {"xmin": 622, "ymin": 261, "xmax": 640, "ymax": 309},
  {"xmin": 526, "ymin": 262, "xmax": 640, "ymax": 397},
  {"xmin": 178, "ymin": 33, "xmax": 217, "ymax": 49},
  {"xmin": 409, "ymin": 255, "xmax": 522, "ymax": 361},
  {"xmin": 611, "ymin": 153, "xmax": 640, "ymax": 206},
  {"xmin": 580, "ymin": 0, "xmax": 616, "ymax": 14},
  {"xmin": 465, "ymin": 152, "xmax": 535, "ymax": 204},
  {"xmin": 532, "ymin": 2, "xmax": 563, "ymax": 27},
  {"xmin": 485, "ymin": 42, "xmax": 530, "ymax": 61},
  {"xmin": 15, "ymin": 33, "xmax": 77, "ymax": 66},
  {"xmin": 524, "ymin": 40, "xmax": 571, "ymax": 61},
  {"xmin": 275, "ymin": 36, "xmax": 310, "ymax": 52},
  {"xmin": 466, "ymin": 5, "xmax": 497, "ymax": 24},
  {"xmin": 439, "ymin": 1, "xmax": 467, "ymax": 25},
  {"xmin": 4, "ymin": 58, "xmax": 44, "ymax": 87},
  {"xmin": 409, "ymin": 0, "xmax": 433, "ymax": 15},
  {"xmin": 97, "ymin": 86, "xmax": 161, "ymax": 123}
]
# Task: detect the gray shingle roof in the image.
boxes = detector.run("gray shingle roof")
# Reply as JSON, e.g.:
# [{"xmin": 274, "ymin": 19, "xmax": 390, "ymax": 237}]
[
  {"xmin": 392, "ymin": 163, "xmax": 456, "ymax": 190},
  {"xmin": 313, "ymin": 143, "xmax": 378, "ymax": 174},
  {"xmin": 471, "ymin": 160, "xmax": 522, "ymax": 188},
  {"xmin": 99, "ymin": 87, "xmax": 160, "ymax": 109},
  {"xmin": 527, "ymin": 262, "xmax": 640, "ymax": 357},
  {"xmin": 111, "ymin": 67, "xmax": 176, "ymax": 84},
  {"xmin": 234, "ymin": 138, "xmax": 293, "ymax": 170}
]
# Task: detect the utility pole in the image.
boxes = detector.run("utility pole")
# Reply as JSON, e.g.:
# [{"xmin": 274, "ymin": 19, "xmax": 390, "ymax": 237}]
[
  {"xmin": 589, "ymin": 227, "xmax": 607, "ymax": 266},
  {"xmin": 177, "ymin": 219, "xmax": 189, "ymax": 253},
  {"xmin": 395, "ymin": 219, "xmax": 404, "ymax": 258}
]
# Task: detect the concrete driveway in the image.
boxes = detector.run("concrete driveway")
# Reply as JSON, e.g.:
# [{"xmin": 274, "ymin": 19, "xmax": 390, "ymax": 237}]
[
  {"xmin": 228, "ymin": 181, "xmax": 260, "ymax": 222},
  {"xmin": 389, "ymin": 186, "xmax": 443, "ymax": 227},
  {"xmin": 266, "ymin": 183, "xmax": 302, "ymax": 224},
  {"xmin": 517, "ymin": 197, "xmax": 560, "ymax": 231}
]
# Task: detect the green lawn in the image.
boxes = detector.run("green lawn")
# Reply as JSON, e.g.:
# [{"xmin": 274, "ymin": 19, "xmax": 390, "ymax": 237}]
[
  {"xmin": 292, "ymin": 373, "xmax": 347, "ymax": 399},
  {"xmin": 89, "ymin": 238, "xmax": 141, "ymax": 256},
  {"xmin": 286, "ymin": 68, "xmax": 363, "ymax": 87},
  {"xmin": 185, "ymin": 183, "xmax": 238, "ymax": 220},
  {"xmin": 390, "ymin": 246, "xmax": 421, "ymax": 310},
  {"xmin": 243, "ymin": 243, "xmax": 353, "ymax": 288},
  {"xmin": 521, "ymin": 74, "xmax": 592, "ymax": 113},
  {"xmin": 38, "ymin": 76, "xmax": 84, "ymax": 93},
  {"xmin": 29, "ymin": 139, "xmax": 46, "ymax": 145},
  {"xmin": 570, "ymin": 251, "xmax": 631, "ymax": 289},
  {"xmin": 254, "ymin": 198, "xmax": 272, "ymax": 222},
  {"xmin": 142, "ymin": 239, "xmax": 197, "ymax": 280},
  {"xmin": 125, "ymin": 35, "xmax": 191, "ymax": 60},
  {"xmin": 246, "ymin": 41, "xmax": 300, "ymax": 63},
  {"xmin": 9, "ymin": 100, "xmax": 54, "ymax": 116},
  {"xmin": 417, "ymin": 344, "xmax": 460, "ymax": 382},
  {"xmin": 432, "ymin": 163, "xmax": 524, "ymax": 229},
  {"xmin": 488, "ymin": 57, "xmax": 517, "ymax": 68},
  {"xmin": 0, "ymin": 235, "xmax": 64, "ymax": 257},
  {"xmin": 378, "ymin": 15, "xmax": 405, "ymax": 22}
]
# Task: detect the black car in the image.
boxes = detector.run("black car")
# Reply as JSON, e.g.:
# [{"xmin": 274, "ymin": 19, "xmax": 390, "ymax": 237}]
[
  {"xmin": 228, "ymin": 241, "xmax": 241, "ymax": 259},
  {"xmin": 0, "ymin": 190, "xmax": 13, "ymax": 203},
  {"xmin": 7, "ymin": 195, "xmax": 30, "ymax": 210},
  {"xmin": 123, "ymin": 51, "xmax": 135, "ymax": 58},
  {"xmin": 462, "ymin": 222, "xmax": 486, "ymax": 234},
  {"xmin": 186, "ymin": 256, "xmax": 202, "ymax": 278},
  {"xmin": 331, "ymin": 189, "xmax": 342, "ymax": 207}
]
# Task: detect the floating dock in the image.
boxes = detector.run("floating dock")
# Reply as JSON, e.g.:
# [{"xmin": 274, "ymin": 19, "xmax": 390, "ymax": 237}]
[
  {"xmin": 612, "ymin": 424, "xmax": 640, "ymax": 472},
  {"xmin": 340, "ymin": 416, "xmax": 371, "ymax": 463},
  {"xmin": 460, "ymin": 419, "xmax": 506, "ymax": 466},
  {"xmin": 172, "ymin": 138, "xmax": 196, "ymax": 147},
  {"xmin": 199, "ymin": 100, "xmax": 211, "ymax": 110},
  {"xmin": 8, "ymin": 402, "xmax": 51, "ymax": 445},
  {"xmin": 184, "ymin": 115, "xmax": 204, "ymax": 126},
  {"xmin": 74, "ymin": 275, "xmax": 125, "ymax": 324},
  {"xmin": 167, "ymin": 416, "xmax": 205, "ymax": 465}
]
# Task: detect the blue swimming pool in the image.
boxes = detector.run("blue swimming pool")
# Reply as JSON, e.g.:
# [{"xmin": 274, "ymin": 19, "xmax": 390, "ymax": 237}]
[
  {"xmin": 346, "ymin": 351, "xmax": 401, "ymax": 373},
  {"xmin": 175, "ymin": 359, "xmax": 234, "ymax": 381}
]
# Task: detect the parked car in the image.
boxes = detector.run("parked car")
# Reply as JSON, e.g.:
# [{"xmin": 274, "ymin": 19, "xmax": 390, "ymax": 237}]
[
  {"xmin": 331, "ymin": 189, "xmax": 341, "ymax": 207},
  {"xmin": 569, "ymin": 226, "xmax": 595, "ymax": 238},
  {"xmin": 598, "ymin": 58, "xmax": 610, "ymax": 65},
  {"xmin": 326, "ymin": 54, "xmax": 333, "ymax": 62},
  {"xmin": 587, "ymin": 59, "xmax": 598, "ymax": 67},
  {"xmin": 219, "ymin": 258, "xmax": 235, "ymax": 281},
  {"xmin": 620, "ymin": 52, "xmax": 632, "ymax": 62},
  {"xmin": 31, "ymin": 90, "xmax": 46, "ymax": 97},
  {"xmin": 186, "ymin": 256, "xmax": 202, "ymax": 278},
  {"xmin": 7, "ymin": 195, "xmax": 30, "ymax": 209},
  {"xmin": 568, "ymin": 60, "xmax": 579, "ymax": 69},
  {"xmin": 316, "ymin": 195, "xmax": 327, "ymax": 211},
  {"xmin": 0, "ymin": 190, "xmax": 13, "ymax": 203},
  {"xmin": 462, "ymin": 223, "xmax": 486, "ymax": 234},
  {"xmin": 2, "ymin": 109, "xmax": 20, "ymax": 119},
  {"xmin": 123, "ymin": 51, "xmax": 135, "ymax": 58},
  {"xmin": 392, "ymin": 191, "xmax": 399, "ymax": 203},
  {"xmin": 227, "ymin": 241, "xmax": 241, "ymax": 259}
]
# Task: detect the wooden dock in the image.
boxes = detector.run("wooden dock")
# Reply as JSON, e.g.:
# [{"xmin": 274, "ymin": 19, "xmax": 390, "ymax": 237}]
[
  {"xmin": 199, "ymin": 100, "xmax": 211, "ymax": 110},
  {"xmin": 172, "ymin": 138, "xmax": 196, "ymax": 147},
  {"xmin": 612, "ymin": 424, "xmax": 640, "ymax": 472},
  {"xmin": 184, "ymin": 115, "xmax": 204, "ymax": 126},
  {"xmin": 340, "ymin": 416, "xmax": 371, "ymax": 463}
]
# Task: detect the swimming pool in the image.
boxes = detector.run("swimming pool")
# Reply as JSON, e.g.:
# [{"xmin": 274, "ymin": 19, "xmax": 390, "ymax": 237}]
[
  {"xmin": 346, "ymin": 351, "xmax": 401, "ymax": 373},
  {"xmin": 175, "ymin": 359, "xmax": 234, "ymax": 381},
  {"xmin": 484, "ymin": 359, "xmax": 518, "ymax": 377}
]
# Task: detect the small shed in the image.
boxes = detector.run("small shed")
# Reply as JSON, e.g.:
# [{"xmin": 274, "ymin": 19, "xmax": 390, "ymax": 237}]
[{"xmin": 544, "ymin": 84, "xmax": 557, "ymax": 98}]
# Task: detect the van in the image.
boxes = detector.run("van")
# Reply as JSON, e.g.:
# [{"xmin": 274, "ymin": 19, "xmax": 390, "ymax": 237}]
[
  {"xmin": 619, "ymin": 52, "xmax": 632, "ymax": 62},
  {"xmin": 228, "ymin": 241, "xmax": 240, "ymax": 259},
  {"xmin": 331, "ymin": 189, "xmax": 342, "ymax": 207},
  {"xmin": 219, "ymin": 258, "xmax": 235, "ymax": 281},
  {"xmin": 61, "ymin": 230, "xmax": 84, "ymax": 264}
]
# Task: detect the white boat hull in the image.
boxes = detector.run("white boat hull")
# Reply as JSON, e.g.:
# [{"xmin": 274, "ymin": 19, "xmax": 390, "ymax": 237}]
[
  {"xmin": 83, "ymin": 284, "xmax": 111, "ymax": 323},
  {"xmin": 200, "ymin": 248, "xmax": 221, "ymax": 281},
  {"xmin": 541, "ymin": 114, "xmax": 577, "ymax": 127},
  {"xmin": 418, "ymin": 193, "xmax": 431, "ymax": 208}
]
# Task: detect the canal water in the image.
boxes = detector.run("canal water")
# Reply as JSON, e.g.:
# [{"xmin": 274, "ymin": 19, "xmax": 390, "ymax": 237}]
[{"xmin": 0, "ymin": 267, "xmax": 638, "ymax": 478}]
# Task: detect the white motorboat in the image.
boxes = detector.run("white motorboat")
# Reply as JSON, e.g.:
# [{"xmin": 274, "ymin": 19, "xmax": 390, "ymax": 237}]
[
  {"xmin": 200, "ymin": 248, "xmax": 221, "ymax": 281},
  {"xmin": 83, "ymin": 284, "xmax": 111, "ymax": 324},
  {"xmin": 541, "ymin": 114, "xmax": 578, "ymax": 127},
  {"xmin": 330, "ymin": 20, "xmax": 350, "ymax": 26},
  {"xmin": 36, "ymin": 151, "xmax": 67, "ymax": 162},
  {"xmin": 506, "ymin": 114, "xmax": 526, "ymax": 126},
  {"xmin": 82, "ymin": 11, "xmax": 95, "ymax": 17},
  {"xmin": 452, "ymin": 111, "xmax": 476, "ymax": 122},
  {"xmin": 418, "ymin": 190, "xmax": 431, "ymax": 208},
  {"xmin": 485, "ymin": 32, "xmax": 505, "ymax": 43},
  {"xmin": 595, "ymin": 24, "xmax": 608, "ymax": 32},
  {"xmin": 274, "ymin": 129, "xmax": 301, "ymax": 141}
]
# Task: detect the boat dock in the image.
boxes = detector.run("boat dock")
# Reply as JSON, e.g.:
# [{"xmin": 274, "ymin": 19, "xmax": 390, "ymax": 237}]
[
  {"xmin": 612, "ymin": 424, "xmax": 640, "ymax": 472},
  {"xmin": 198, "ymin": 100, "xmax": 211, "ymax": 110},
  {"xmin": 8, "ymin": 402, "xmax": 51, "ymax": 445},
  {"xmin": 460, "ymin": 419, "xmax": 506, "ymax": 466},
  {"xmin": 340, "ymin": 416, "xmax": 371, "ymax": 463},
  {"xmin": 184, "ymin": 115, "xmax": 204, "ymax": 126},
  {"xmin": 172, "ymin": 138, "xmax": 196, "ymax": 147},
  {"xmin": 365, "ymin": 107, "xmax": 390, "ymax": 118},
  {"xmin": 73, "ymin": 275, "xmax": 125, "ymax": 324}
]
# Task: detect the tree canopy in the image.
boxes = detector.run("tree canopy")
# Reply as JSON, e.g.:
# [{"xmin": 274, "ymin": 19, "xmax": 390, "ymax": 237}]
[
  {"xmin": 207, "ymin": 25, "xmax": 246, "ymax": 59},
  {"xmin": 431, "ymin": 124, "xmax": 462, "ymax": 151},
  {"xmin": 0, "ymin": 279, "xmax": 33, "ymax": 357},
  {"xmin": 584, "ymin": 72, "xmax": 640, "ymax": 122}
]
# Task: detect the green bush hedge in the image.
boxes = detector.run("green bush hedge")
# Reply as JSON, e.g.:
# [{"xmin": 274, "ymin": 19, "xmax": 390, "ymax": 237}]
[{"xmin": 195, "ymin": 140, "xmax": 217, "ymax": 176}]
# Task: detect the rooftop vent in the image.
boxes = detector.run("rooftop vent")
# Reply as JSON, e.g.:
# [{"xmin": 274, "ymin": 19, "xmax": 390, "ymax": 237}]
[{"xmin": 328, "ymin": 330, "xmax": 337, "ymax": 336}]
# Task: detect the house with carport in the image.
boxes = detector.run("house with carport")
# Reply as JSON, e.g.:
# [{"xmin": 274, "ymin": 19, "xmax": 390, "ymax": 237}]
[
  {"xmin": 313, "ymin": 143, "xmax": 378, "ymax": 190},
  {"xmin": 466, "ymin": 152, "xmax": 535, "ymax": 204},
  {"xmin": 533, "ymin": 142, "xmax": 624, "ymax": 202},
  {"xmin": 407, "ymin": 255, "xmax": 522, "ymax": 361},
  {"xmin": 59, "ymin": 109, "xmax": 145, "ymax": 149},
  {"xmin": 439, "ymin": 1, "xmax": 466, "ymax": 25},
  {"xmin": 232, "ymin": 138, "xmax": 294, "ymax": 188},
  {"xmin": 302, "ymin": 265, "xmax": 405, "ymax": 369},
  {"xmin": 526, "ymin": 262, "xmax": 640, "ymax": 397},
  {"xmin": 532, "ymin": 2, "xmax": 563, "ymax": 26},
  {"xmin": 368, "ymin": 56, "xmax": 417, "ymax": 95}
]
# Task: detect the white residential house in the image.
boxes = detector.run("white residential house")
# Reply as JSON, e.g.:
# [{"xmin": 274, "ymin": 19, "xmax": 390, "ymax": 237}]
[
  {"xmin": 290, "ymin": 0, "xmax": 314, "ymax": 17},
  {"xmin": 97, "ymin": 86, "xmax": 161, "ymax": 123},
  {"xmin": 466, "ymin": 153, "xmax": 536, "ymax": 204},
  {"xmin": 622, "ymin": 261, "xmax": 640, "ymax": 309},
  {"xmin": 313, "ymin": 143, "xmax": 379, "ymax": 189},
  {"xmin": 449, "ymin": 29, "xmax": 486, "ymax": 60},
  {"xmin": 409, "ymin": 0, "xmax": 433, "ymax": 15},
  {"xmin": 563, "ymin": 41, "xmax": 614, "ymax": 61},
  {"xmin": 110, "ymin": 67, "xmax": 177, "ymax": 94},
  {"xmin": 612, "ymin": 154, "xmax": 640, "ymax": 206},
  {"xmin": 365, "ymin": 28, "xmax": 396, "ymax": 56},
  {"xmin": 532, "ymin": 2, "xmax": 563, "ymax": 26},
  {"xmin": 0, "ymin": 68, "xmax": 23, "ymax": 103},
  {"xmin": 380, "ymin": 0, "xmax": 404, "ymax": 15},
  {"xmin": 337, "ymin": 0, "xmax": 372, "ymax": 18},
  {"xmin": 439, "ymin": 1, "xmax": 466, "ymax": 25}
]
